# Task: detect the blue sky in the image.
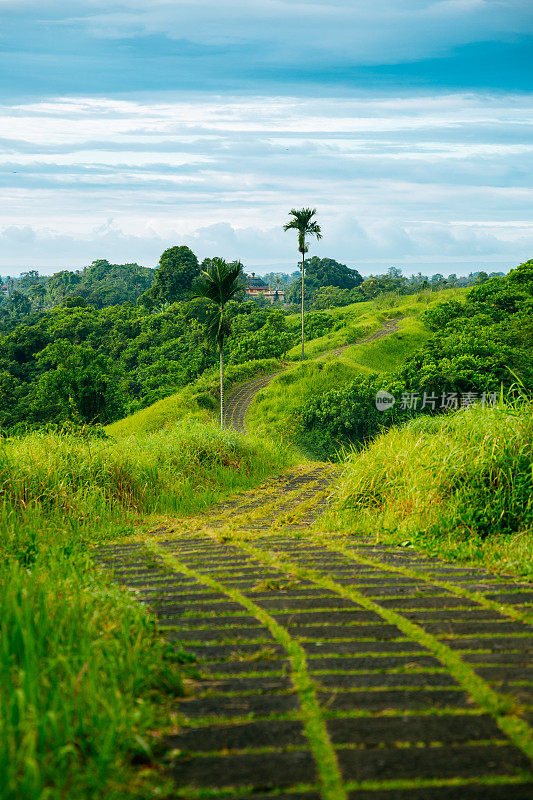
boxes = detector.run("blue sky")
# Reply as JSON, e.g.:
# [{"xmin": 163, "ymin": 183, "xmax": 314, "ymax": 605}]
[{"xmin": 0, "ymin": 0, "xmax": 532, "ymax": 276}]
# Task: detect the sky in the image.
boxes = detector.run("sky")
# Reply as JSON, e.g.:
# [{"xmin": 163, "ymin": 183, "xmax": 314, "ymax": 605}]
[{"xmin": 0, "ymin": 0, "xmax": 532, "ymax": 277}]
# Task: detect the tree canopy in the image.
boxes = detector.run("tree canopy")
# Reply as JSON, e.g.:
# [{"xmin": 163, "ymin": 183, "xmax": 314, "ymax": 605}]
[{"xmin": 146, "ymin": 245, "xmax": 200, "ymax": 305}]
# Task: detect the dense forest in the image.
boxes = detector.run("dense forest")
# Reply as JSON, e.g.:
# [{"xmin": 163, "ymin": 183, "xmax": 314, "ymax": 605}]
[
  {"xmin": 2, "ymin": 252, "xmax": 501, "ymax": 318},
  {"xmin": 0, "ymin": 242, "xmax": 516, "ymax": 432},
  {"xmin": 296, "ymin": 259, "xmax": 533, "ymax": 457}
]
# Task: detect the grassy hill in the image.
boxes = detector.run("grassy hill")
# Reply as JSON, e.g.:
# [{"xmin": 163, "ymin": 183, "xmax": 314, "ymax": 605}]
[
  {"xmin": 246, "ymin": 289, "xmax": 468, "ymax": 443},
  {"xmin": 106, "ymin": 358, "xmax": 281, "ymax": 437},
  {"xmin": 108, "ymin": 288, "xmax": 469, "ymax": 440}
]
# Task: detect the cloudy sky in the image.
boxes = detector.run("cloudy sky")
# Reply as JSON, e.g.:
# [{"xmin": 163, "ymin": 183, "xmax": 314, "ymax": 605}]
[{"xmin": 0, "ymin": 0, "xmax": 532, "ymax": 277}]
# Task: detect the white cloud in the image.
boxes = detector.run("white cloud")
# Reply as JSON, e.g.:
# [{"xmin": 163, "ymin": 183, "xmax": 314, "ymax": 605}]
[
  {"xmin": 3, "ymin": 1, "xmax": 531, "ymax": 67},
  {"xmin": 0, "ymin": 91, "xmax": 531, "ymax": 273}
]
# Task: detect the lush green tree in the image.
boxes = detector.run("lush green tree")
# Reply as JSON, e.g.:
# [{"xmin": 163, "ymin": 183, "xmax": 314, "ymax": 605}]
[
  {"xmin": 284, "ymin": 280, "xmax": 316, "ymax": 309},
  {"xmin": 305, "ymin": 256, "xmax": 362, "ymax": 290},
  {"xmin": 26, "ymin": 340, "xmax": 124, "ymax": 424},
  {"xmin": 47, "ymin": 270, "xmax": 82, "ymax": 303},
  {"xmin": 190, "ymin": 258, "xmax": 245, "ymax": 426},
  {"xmin": 8, "ymin": 290, "xmax": 32, "ymax": 318},
  {"xmin": 18, "ymin": 270, "xmax": 40, "ymax": 289},
  {"xmin": 149, "ymin": 245, "xmax": 200, "ymax": 304},
  {"xmin": 312, "ymin": 286, "xmax": 355, "ymax": 309},
  {"xmin": 229, "ymin": 312, "xmax": 293, "ymax": 363},
  {"xmin": 506, "ymin": 258, "xmax": 533, "ymax": 295},
  {"xmin": 283, "ymin": 208, "xmax": 322, "ymax": 361}
]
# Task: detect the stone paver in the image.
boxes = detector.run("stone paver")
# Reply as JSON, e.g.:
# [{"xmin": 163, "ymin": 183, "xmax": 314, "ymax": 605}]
[{"xmin": 95, "ymin": 464, "xmax": 533, "ymax": 799}]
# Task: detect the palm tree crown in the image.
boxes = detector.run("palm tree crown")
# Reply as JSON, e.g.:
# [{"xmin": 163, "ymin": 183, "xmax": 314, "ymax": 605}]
[
  {"xmin": 190, "ymin": 258, "xmax": 244, "ymax": 350},
  {"xmin": 190, "ymin": 257, "xmax": 244, "ymax": 427},
  {"xmin": 283, "ymin": 208, "xmax": 322, "ymax": 254}
]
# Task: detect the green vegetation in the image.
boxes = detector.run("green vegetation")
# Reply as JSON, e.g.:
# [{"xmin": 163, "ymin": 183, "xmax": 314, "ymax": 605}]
[
  {"xmin": 0, "ymin": 297, "xmax": 292, "ymax": 430},
  {"xmin": 277, "ymin": 262, "xmax": 532, "ymax": 459},
  {"xmin": 106, "ymin": 357, "xmax": 282, "ymax": 437},
  {"xmin": 0, "ymin": 423, "xmax": 295, "ymax": 799},
  {"xmin": 2, "ymin": 244, "xmax": 532, "ymax": 797},
  {"xmin": 283, "ymin": 263, "xmax": 500, "ymax": 311},
  {"xmin": 326, "ymin": 402, "xmax": 533, "ymax": 578},
  {"xmin": 15, "ymin": 260, "xmax": 155, "ymax": 310},
  {"xmin": 141, "ymin": 245, "xmax": 199, "ymax": 307},
  {"xmin": 246, "ymin": 292, "xmax": 463, "ymax": 455},
  {"xmin": 0, "ymin": 554, "xmax": 184, "ymax": 800}
]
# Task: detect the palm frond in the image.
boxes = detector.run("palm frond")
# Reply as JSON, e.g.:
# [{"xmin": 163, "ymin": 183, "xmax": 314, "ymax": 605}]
[
  {"xmin": 205, "ymin": 308, "xmax": 232, "ymax": 350},
  {"xmin": 283, "ymin": 207, "xmax": 322, "ymax": 247},
  {"xmin": 190, "ymin": 257, "xmax": 243, "ymax": 351}
]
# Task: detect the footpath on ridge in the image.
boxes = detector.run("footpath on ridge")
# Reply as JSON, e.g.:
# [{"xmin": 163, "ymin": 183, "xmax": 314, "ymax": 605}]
[
  {"xmin": 96, "ymin": 319, "xmax": 533, "ymax": 799},
  {"xmin": 222, "ymin": 317, "xmax": 402, "ymax": 432}
]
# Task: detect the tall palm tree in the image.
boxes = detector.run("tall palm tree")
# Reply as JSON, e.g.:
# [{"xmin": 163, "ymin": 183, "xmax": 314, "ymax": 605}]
[
  {"xmin": 283, "ymin": 208, "xmax": 322, "ymax": 360},
  {"xmin": 190, "ymin": 258, "xmax": 244, "ymax": 427}
]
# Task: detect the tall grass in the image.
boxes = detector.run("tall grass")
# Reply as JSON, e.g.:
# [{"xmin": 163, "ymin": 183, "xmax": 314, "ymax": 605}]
[
  {"xmin": 0, "ymin": 554, "xmax": 183, "ymax": 800},
  {"xmin": 0, "ymin": 423, "xmax": 295, "ymax": 798},
  {"xmin": 107, "ymin": 357, "xmax": 281, "ymax": 437},
  {"xmin": 325, "ymin": 403, "xmax": 533, "ymax": 576},
  {"xmin": 0, "ymin": 422, "xmax": 293, "ymax": 526}
]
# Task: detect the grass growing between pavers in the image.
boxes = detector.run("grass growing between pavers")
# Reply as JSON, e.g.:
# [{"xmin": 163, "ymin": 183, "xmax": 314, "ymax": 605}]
[
  {"xmin": 0, "ymin": 424, "xmax": 296, "ymax": 799},
  {"xmin": 218, "ymin": 539, "xmax": 533, "ymax": 765},
  {"xmin": 140, "ymin": 540, "xmax": 347, "ymax": 800},
  {"xmin": 311, "ymin": 534, "xmax": 533, "ymax": 627},
  {"xmin": 323, "ymin": 403, "xmax": 533, "ymax": 580}
]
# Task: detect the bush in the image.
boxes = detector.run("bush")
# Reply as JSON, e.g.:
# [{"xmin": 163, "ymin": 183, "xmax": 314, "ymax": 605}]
[{"xmin": 294, "ymin": 375, "xmax": 411, "ymax": 459}]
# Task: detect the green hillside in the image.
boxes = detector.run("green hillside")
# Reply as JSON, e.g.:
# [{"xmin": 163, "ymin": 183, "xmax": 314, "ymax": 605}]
[
  {"xmin": 324, "ymin": 401, "xmax": 533, "ymax": 578},
  {"xmin": 246, "ymin": 289, "xmax": 468, "ymax": 443},
  {"xmin": 106, "ymin": 357, "xmax": 281, "ymax": 437},
  {"xmin": 108, "ymin": 288, "xmax": 468, "ymax": 439},
  {"xmin": 2, "ymin": 265, "xmax": 532, "ymax": 798}
]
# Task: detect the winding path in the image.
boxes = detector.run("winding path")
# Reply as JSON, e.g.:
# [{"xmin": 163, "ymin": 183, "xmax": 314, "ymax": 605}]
[
  {"xmin": 223, "ymin": 316, "xmax": 404, "ymax": 432},
  {"xmin": 96, "ymin": 317, "xmax": 533, "ymax": 798}
]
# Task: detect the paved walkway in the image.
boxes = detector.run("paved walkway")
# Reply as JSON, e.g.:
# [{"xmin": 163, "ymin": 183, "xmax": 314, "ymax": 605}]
[{"xmin": 96, "ymin": 466, "xmax": 533, "ymax": 799}]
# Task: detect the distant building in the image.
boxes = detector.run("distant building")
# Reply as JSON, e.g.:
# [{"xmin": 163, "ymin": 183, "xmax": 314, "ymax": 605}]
[
  {"xmin": 1, "ymin": 284, "xmax": 8, "ymax": 297},
  {"xmin": 245, "ymin": 273, "xmax": 285, "ymax": 304}
]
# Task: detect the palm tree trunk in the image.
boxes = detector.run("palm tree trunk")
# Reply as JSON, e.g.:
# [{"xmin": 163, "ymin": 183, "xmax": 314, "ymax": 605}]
[
  {"xmin": 301, "ymin": 254, "xmax": 305, "ymax": 361},
  {"xmin": 220, "ymin": 348, "xmax": 224, "ymax": 427}
]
